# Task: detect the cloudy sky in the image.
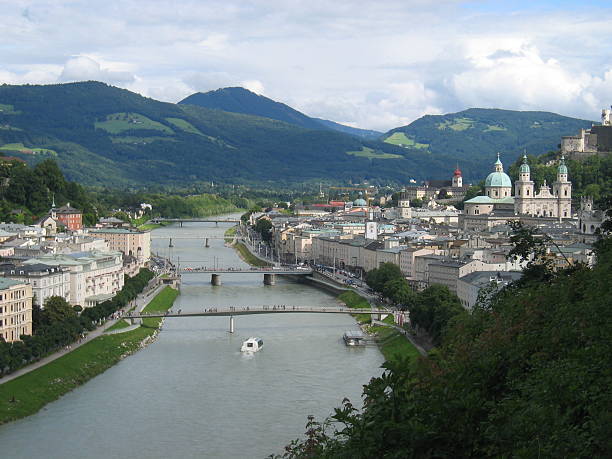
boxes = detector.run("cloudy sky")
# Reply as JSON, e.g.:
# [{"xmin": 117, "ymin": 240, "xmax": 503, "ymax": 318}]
[{"xmin": 2, "ymin": 0, "xmax": 612, "ymax": 131}]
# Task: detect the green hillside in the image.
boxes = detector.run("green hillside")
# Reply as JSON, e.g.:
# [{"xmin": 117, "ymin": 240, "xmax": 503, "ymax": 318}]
[
  {"xmin": 179, "ymin": 87, "xmax": 382, "ymax": 139},
  {"xmin": 0, "ymin": 81, "xmax": 459, "ymax": 186},
  {"xmin": 0, "ymin": 82, "xmax": 594, "ymax": 187},
  {"xmin": 383, "ymin": 108, "xmax": 594, "ymax": 178}
]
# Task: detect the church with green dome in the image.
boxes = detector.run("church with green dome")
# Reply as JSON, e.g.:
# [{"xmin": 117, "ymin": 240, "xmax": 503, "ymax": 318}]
[{"xmin": 461, "ymin": 154, "xmax": 572, "ymax": 230}]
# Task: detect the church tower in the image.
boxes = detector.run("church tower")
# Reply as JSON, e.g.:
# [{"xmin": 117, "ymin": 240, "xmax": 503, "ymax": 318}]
[
  {"xmin": 514, "ymin": 155, "xmax": 535, "ymax": 215},
  {"xmin": 452, "ymin": 165, "xmax": 462, "ymax": 188},
  {"xmin": 552, "ymin": 155, "xmax": 572, "ymax": 219}
]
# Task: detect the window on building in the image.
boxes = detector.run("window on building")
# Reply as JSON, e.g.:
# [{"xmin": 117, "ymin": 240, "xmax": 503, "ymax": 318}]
[{"xmin": 527, "ymin": 189, "xmax": 530, "ymax": 196}]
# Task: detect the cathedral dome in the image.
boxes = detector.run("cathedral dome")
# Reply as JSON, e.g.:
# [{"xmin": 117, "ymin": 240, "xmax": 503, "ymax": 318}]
[
  {"xmin": 353, "ymin": 192, "xmax": 367, "ymax": 207},
  {"xmin": 453, "ymin": 167, "xmax": 462, "ymax": 177},
  {"xmin": 485, "ymin": 153, "xmax": 512, "ymax": 188},
  {"xmin": 485, "ymin": 171, "xmax": 512, "ymax": 188}
]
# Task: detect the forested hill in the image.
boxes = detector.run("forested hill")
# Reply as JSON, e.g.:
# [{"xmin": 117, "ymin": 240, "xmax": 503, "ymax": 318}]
[
  {"xmin": 0, "ymin": 82, "xmax": 594, "ymax": 187},
  {"xmin": 383, "ymin": 108, "xmax": 593, "ymax": 173},
  {"xmin": 0, "ymin": 81, "xmax": 457, "ymax": 186},
  {"xmin": 179, "ymin": 87, "xmax": 382, "ymax": 139}
]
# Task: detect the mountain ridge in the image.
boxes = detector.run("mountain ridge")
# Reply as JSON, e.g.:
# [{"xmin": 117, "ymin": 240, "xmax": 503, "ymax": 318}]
[
  {"xmin": 0, "ymin": 81, "xmax": 594, "ymax": 187},
  {"xmin": 179, "ymin": 87, "xmax": 382, "ymax": 139}
]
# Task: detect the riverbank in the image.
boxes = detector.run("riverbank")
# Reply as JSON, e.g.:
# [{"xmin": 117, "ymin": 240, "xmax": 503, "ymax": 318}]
[
  {"xmin": 337, "ymin": 291, "xmax": 421, "ymax": 362},
  {"xmin": 232, "ymin": 241, "xmax": 273, "ymax": 267},
  {"xmin": 0, "ymin": 287, "xmax": 178, "ymax": 425}
]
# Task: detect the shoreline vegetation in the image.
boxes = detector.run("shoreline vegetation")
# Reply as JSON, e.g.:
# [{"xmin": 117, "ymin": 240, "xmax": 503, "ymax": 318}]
[
  {"xmin": 337, "ymin": 290, "xmax": 420, "ymax": 362},
  {"xmin": 0, "ymin": 287, "xmax": 178, "ymax": 425},
  {"xmin": 226, "ymin": 226, "xmax": 273, "ymax": 267}
]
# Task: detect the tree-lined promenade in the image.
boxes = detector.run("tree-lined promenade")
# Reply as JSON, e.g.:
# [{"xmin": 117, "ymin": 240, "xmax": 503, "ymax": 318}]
[{"xmin": 0, "ymin": 286, "xmax": 178, "ymax": 424}]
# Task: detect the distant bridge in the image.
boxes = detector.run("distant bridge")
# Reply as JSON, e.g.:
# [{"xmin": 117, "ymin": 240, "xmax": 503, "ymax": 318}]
[
  {"xmin": 179, "ymin": 266, "xmax": 312, "ymax": 285},
  {"xmin": 180, "ymin": 267, "xmax": 312, "ymax": 275},
  {"xmin": 125, "ymin": 305, "xmax": 390, "ymax": 333},
  {"xmin": 149, "ymin": 218, "xmax": 240, "ymax": 226}
]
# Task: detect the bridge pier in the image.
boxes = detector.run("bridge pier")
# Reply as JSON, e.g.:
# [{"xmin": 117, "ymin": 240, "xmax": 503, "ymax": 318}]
[
  {"xmin": 263, "ymin": 273, "xmax": 276, "ymax": 285},
  {"xmin": 211, "ymin": 274, "xmax": 221, "ymax": 286},
  {"xmin": 229, "ymin": 315, "xmax": 235, "ymax": 333}
]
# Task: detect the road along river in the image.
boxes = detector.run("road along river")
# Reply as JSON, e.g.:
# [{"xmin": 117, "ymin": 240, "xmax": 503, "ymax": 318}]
[{"xmin": 0, "ymin": 219, "xmax": 384, "ymax": 459}]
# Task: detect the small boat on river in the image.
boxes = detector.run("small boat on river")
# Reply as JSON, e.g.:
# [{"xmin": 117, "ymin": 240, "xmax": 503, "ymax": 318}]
[
  {"xmin": 343, "ymin": 330, "xmax": 367, "ymax": 346},
  {"xmin": 241, "ymin": 337, "xmax": 264, "ymax": 352}
]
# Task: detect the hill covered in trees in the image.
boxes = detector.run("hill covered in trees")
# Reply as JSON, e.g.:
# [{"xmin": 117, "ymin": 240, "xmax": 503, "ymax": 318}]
[
  {"xmin": 179, "ymin": 87, "xmax": 381, "ymax": 139},
  {"xmin": 383, "ymin": 108, "xmax": 593, "ymax": 179},
  {"xmin": 0, "ymin": 82, "xmax": 593, "ymax": 188},
  {"xmin": 279, "ymin": 232, "xmax": 612, "ymax": 458}
]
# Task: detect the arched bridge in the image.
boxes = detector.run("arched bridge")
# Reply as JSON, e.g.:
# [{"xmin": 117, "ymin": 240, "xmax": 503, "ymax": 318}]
[{"xmin": 125, "ymin": 305, "xmax": 390, "ymax": 333}]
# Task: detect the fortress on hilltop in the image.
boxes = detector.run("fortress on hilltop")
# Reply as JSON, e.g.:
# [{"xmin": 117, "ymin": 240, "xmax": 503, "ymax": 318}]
[{"xmin": 561, "ymin": 107, "xmax": 612, "ymax": 159}]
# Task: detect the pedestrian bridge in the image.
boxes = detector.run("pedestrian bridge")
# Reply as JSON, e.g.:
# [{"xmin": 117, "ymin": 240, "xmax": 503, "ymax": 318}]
[
  {"xmin": 149, "ymin": 217, "xmax": 240, "ymax": 226},
  {"xmin": 180, "ymin": 267, "xmax": 312, "ymax": 275},
  {"xmin": 179, "ymin": 267, "xmax": 312, "ymax": 285},
  {"xmin": 125, "ymin": 305, "xmax": 390, "ymax": 333}
]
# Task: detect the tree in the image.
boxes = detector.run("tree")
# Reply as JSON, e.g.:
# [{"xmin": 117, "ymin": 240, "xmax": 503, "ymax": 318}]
[
  {"xmin": 254, "ymin": 218, "xmax": 273, "ymax": 242},
  {"xmin": 40, "ymin": 296, "xmax": 76, "ymax": 326}
]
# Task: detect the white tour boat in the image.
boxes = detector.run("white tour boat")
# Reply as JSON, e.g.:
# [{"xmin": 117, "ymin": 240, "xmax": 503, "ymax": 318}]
[{"xmin": 241, "ymin": 337, "xmax": 264, "ymax": 352}]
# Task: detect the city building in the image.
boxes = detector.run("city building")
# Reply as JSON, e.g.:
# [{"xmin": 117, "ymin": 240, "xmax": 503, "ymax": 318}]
[
  {"xmin": 88, "ymin": 228, "xmax": 151, "ymax": 265},
  {"xmin": 0, "ymin": 263, "xmax": 70, "ymax": 307},
  {"xmin": 24, "ymin": 251, "xmax": 124, "ymax": 307},
  {"xmin": 54, "ymin": 203, "xmax": 83, "ymax": 231},
  {"xmin": 457, "ymin": 271, "xmax": 523, "ymax": 309},
  {"xmin": 0, "ymin": 278, "xmax": 33, "ymax": 342},
  {"xmin": 461, "ymin": 154, "xmax": 573, "ymax": 230}
]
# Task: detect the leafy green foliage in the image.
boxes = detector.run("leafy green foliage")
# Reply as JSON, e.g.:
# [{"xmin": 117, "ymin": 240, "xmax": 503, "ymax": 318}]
[
  {"xmin": 280, "ymin": 239, "xmax": 612, "ymax": 458},
  {"xmin": 0, "ymin": 83, "xmax": 589, "ymax": 187},
  {"xmin": 0, "ymin": 269, "xmax": 154, "ymax": 377},
  {"xmin": 387, "ymin": 108, "xmax": 593, "ymax": 179},
  {"xmin": 508, "ymin": 153, "xmax": 612, "ymax": 205},
  {"xmin": 366, "ymin": 263, "xmax": 464, "ymax": 345},
  {"xmin": 0, "ymin": 158, "xmax": 96, "ymax": 224},
  {"xmin": 254, "ymin": 218, "xmax": 273, "ymax": 242}
]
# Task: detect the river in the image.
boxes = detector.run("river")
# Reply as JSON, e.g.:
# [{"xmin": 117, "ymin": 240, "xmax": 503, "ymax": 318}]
[{"xmin": 0, "ymin": 218, "xmax": 384, "ymax": 458}]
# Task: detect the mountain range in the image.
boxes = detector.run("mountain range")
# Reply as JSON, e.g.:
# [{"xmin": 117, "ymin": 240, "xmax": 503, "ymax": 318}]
[
  {"xmin": 179, "ymin": 87, "xmax": 382, "ymax": 139},
  {"xmin": 0, "ymin": 81, "xmax": 593, "ymax": 187}
]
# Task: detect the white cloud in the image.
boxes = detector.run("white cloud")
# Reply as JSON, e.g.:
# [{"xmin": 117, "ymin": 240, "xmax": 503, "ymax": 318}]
[
  {"xmin": 60, "ymin": 56, "xmax": 134, "ymax": 84},
  {"xmin": 241, "ymin": 80, "xmax": 265, "ymax": 95},
  {"xmin": 0, "ymin": 1, "xmax": 611, "ymax": 130}
]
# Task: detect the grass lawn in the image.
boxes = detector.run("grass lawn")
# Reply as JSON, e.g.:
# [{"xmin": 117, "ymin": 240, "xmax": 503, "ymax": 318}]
[
  {"xmin": 337, "ymin": 291, "xmax": 372, "ymax": 324},
  {"xmin": 0, "ymin": 142, "xmax": 57, "ymax": 155},
  {"xmin": 233, "ymin": 242, "xmax": 272, "ymax": 267},
  {"xmin": 138, "ymin": 222, "xmax": 167, "ymax": 231},
  {"xmin": 95, "ymin": 112, "xmax": 174, "ymax": 135},
  {"xmin": 370, "ymin": 324, "xmax": 421, "ymax": 363},
  {"xmin": 483, "ymin": 124, "xmax": 507, "ymax": 132},
  {"xmin": 0, "ymin": 287, "xmax": 178, "ymax": 425},
  {"xmin": 383, "ymin": 132, "xmax": 429, "ymax": 149},
  {"xmin": 346, "ymin": 146, "xmax": 403, "ymax": 160},
  {"xmin": 224, "ymin": 226, "xmax": 237, "ymax": 241},
  {"xmin": 165, "ymin": 117, "xmax": 204, "ymax": 136},
  {"xmin": 437, "ymin": 117, "xmax": 474, "ymax": 131},
  {"xmin": 105, "ymin": 319, "xmax": 131, "ymax": 331},
  {"xmin": 110, "ymin": 136, "xmax": 176, "ymax": 144}
]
